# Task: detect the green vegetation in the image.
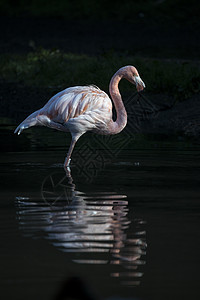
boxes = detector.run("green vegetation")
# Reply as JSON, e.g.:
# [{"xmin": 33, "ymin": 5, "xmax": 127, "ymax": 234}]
[{"xmin": 1, "ymin": 48, "xmax": 200, "ymax": 101}]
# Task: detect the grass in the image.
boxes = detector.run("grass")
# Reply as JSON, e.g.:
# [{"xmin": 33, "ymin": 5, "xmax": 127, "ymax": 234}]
[{"xmin": 1, "ymin": 48, "xmax": 200, "ymax": 101}]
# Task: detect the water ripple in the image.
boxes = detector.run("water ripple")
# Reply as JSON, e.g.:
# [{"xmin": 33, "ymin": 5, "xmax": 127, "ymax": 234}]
[{"xmin": 15, "ymin": 170, "xmax": 147, "ymax": 287}]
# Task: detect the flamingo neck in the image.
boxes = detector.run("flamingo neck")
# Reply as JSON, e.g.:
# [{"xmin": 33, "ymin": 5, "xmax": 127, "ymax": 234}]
[{"xmin": 108, "ymin": 72, "xmax": 127, "ymax": 134}]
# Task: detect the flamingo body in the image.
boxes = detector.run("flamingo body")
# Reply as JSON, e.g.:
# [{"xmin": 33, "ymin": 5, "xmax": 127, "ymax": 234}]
[
  {"xmin": 14, "ymin": 66, "xmax": 145, "ymax": 167},
  {"xmin": 15, "ymin": 86, "xmax": 112, "ymax": 135},
  {"xmin": 45, "ymin": 86, "xmax": 113, "ymax": 134}
]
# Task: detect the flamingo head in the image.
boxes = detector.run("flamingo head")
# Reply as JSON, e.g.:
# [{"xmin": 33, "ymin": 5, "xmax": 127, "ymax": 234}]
[
  {"xmin": 122, "ymin": 66, "xmax": 146, "ymax": 92},
  {"xmin": 134, "ymin": 74, "xmax": 146, "ymax": 92}
]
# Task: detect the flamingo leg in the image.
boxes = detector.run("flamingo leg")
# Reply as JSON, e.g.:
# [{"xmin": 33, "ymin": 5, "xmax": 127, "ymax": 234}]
[
  {"xmin": 45, "ymin": 119, "xmax": 68, "ymax": 132},
  {"xmin": 64, "ymin": 138, "xmax": 77, "ymax": 168}
]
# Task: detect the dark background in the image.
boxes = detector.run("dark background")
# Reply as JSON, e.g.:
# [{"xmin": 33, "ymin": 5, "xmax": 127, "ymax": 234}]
[{"xmin": 1, "ymin": 0, "xmax": 200, "ymax": 57}]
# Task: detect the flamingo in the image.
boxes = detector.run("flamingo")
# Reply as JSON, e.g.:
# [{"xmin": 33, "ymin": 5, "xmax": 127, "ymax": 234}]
[{"xmin": 14, "ymin": 66, "xmax": 145, "ymax": 168}]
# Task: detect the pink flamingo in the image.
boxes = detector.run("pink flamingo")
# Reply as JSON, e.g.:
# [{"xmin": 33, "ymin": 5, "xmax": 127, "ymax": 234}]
[{"xmin": 14, "ymin": 66, "xmax": 145, "ymax": 168}]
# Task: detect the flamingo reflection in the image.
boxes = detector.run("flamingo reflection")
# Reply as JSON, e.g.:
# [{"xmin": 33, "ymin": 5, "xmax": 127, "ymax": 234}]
[{"xmin": 16, "ymin": 169, "xmax": 147, "ymax": 286}]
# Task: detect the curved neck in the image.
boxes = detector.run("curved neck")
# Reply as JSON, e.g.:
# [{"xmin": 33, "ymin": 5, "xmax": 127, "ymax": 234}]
[{"xmin": 108, "ymin": 72, "xmax": 127, "ymax": 134}]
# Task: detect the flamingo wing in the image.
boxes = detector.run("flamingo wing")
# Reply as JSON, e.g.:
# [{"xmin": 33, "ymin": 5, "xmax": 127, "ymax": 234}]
[{"xmin": 40, "ymin": 86, "xmax": 113, "ymax": 134}]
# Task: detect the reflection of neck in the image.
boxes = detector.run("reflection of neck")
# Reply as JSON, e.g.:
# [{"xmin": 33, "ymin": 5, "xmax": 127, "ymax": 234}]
[{"xmin": 108, "ymin": 72, "xmax": 127, "ymax": 134}]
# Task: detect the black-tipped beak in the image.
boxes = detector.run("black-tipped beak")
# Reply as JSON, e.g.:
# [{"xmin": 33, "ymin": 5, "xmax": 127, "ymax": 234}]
[{"xmin": 135, "ymin": 76, "xmax": 146, "ymax": 92}]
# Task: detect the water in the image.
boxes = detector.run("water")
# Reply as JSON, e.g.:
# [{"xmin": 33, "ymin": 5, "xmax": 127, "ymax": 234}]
[{"xmin": 0, "ymin": 125, "xmax": 200, "ymax": 300}]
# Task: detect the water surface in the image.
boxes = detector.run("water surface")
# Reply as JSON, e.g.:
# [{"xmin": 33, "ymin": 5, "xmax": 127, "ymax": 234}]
[{"xmin": 0, "ymin": 126, "xmax": 200, "ymax": 300}]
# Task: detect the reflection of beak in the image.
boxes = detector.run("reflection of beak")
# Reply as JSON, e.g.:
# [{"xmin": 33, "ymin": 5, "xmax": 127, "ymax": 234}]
[{"xmin": 135, "ymin": 76, "xmax": 146, "ymax": 92}]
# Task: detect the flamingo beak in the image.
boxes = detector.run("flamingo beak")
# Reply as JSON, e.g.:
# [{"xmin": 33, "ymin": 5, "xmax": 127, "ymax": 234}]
[{"xmin": 135, "ymin": 76, "xmax": 146, "ymax": 92}]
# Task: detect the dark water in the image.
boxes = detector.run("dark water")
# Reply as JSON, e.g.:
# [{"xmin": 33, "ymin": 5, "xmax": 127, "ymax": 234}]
[{"xmin": 0, "ymin": 125, "xmax": 200, "ymax": 300}]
